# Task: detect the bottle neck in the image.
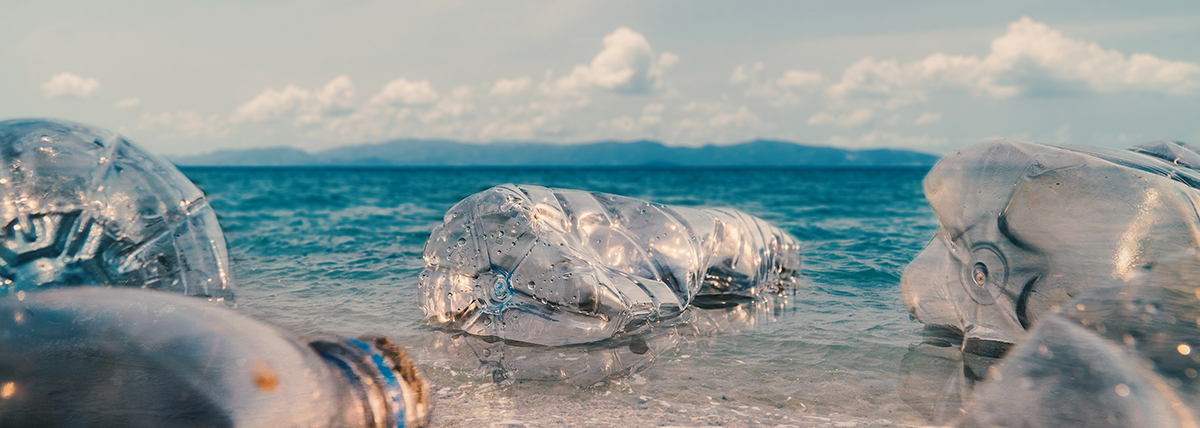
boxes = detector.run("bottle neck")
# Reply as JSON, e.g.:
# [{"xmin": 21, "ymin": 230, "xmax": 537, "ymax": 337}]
[{"xmin": 310, "ymin": 337, "xmax": 408, "ymax": 428}]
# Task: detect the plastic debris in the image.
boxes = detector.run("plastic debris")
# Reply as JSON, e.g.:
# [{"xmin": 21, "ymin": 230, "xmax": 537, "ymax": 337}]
[
  {"xmin": 419, "ymin": 184, "xmax": 801, "ymax": 346},
  {"xmin": 902, "ymin": 139, "xmax": 1200, "ymax": 351},
  {"xmin": 0, "ymin": 119, "xmax": 233, "ymax": 302},
  {"xmin": 959, "ymin": 249, "xmax": 1200, "ymax": 427},
  {"xmin": 0, "ymin": 287, "xmax": 430, "ymax": 427}
]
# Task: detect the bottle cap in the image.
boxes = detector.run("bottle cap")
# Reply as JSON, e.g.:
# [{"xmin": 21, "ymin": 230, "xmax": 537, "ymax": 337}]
[{"xmin": 310, "ymin": 336, "xmax": 431, "ymax": 428}]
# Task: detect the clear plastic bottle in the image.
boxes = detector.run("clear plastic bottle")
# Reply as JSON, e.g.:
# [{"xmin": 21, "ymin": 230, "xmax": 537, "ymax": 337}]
[
  {"xmin": 419, "ymin": 184, "xmax": 801, "ymax": 347},
  {"xmin": 959, "ymin": 249, "xmax": 1200, "ymax": 427},
  {"xmin": 902, "ymin": 139, "xmax": 1200, "ymax": 353},
  {"xmin": 0, "ymin": 287, "xmax": 431, "ymax": 427},
  {"xmin": 0, "ymin": 119, "xmax": 232, "ymax": 302}
]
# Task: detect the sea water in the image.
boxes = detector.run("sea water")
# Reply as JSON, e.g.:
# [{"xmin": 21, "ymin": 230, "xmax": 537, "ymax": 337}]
[{"xmin": 182, "ymin": 167, "xmax": 937, "ymax": 427}]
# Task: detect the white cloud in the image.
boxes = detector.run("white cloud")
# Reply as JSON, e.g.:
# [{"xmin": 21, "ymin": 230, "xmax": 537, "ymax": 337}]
[
  {"xmin": 827, "ymin": 17, "xmax": 1200, "ymax": 105},
  {"xmin": 421, "ymin": 86, "xmax": 474, "ymax": 123},
  {"xmin": 475, "ymin": 95, "xmax": 590, "ymax": 141},
  {"xmin": 729, "ymin": 62, "xmax": 763, "ymax": 85},
  {"xmin": 372, "ymin": 78, "xmax": 439, "ymax": 106},
  {"xmin": 777, "ymin": 70, "xmax": 824, "ymax": 88},
  {"xmin": 490, "ymin": 77, "xmax": 533, "ymax": 96},
  {"xmin": 231, "ymin": 75, "xmax": 356, "ymax": 125},
  {"xmin": 807, "ymin": 108, "xmax": 875, "ymax": 128},
  {"xmin": 825, "ymin": 131, "xmax": 948, "ymax": 149},
  {"xmin": 602, "ymin": 103, "xmax": 667, "ymax": 135},
  {"xmin": 991, "ymin": 18, "xmax": 1200, "ymax": 95},
  {"xmin": 113, "ymin": 98, "xmax": 140, "ymax": 108},
  {"xmin": 914, "ymin": 112, "xmax": 942, "ymax": 125},
  {"xmin": 137, "ymin": 111, "xmax": 229, "ymax": 138},
  {"xmin": 545, "ymin": 27, "xmax": 678, "ymax": 95},
  {"xmin": 42, "ymin": 72, "xmax": 100, "ymax": 98},
  {"xmin": 608, "ymin": 116, "xmax": 638, "ymax": 132},
  {"xmin": 641, "ymin": 103, "xmax": 664, "ymax": 126},
  {"xmin": 730, "ymin": 62, "xmax": 824, "ymax": 106},
  {"xmin": 709, "ymin": 106, "xmax": 763, "ymax": 128}
]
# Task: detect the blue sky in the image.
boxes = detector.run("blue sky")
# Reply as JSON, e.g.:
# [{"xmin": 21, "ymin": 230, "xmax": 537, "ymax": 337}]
[{"xmin": 4, "ymin": 1, "xmax": 1199, "ymax": 155}]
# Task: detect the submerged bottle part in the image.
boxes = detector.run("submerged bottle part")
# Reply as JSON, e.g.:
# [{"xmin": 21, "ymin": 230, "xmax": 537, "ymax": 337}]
[
  {"xmin": 419, "ymin": 184, "xmax": 801, "ymax": 346},
  {"xmin": 413, "ymin": 289, "xmax": 792, "ymax": 384},
  {"xmin": 417, "ymin": 322, "xmax": 682, "ymax": 385},
  {"xmin": 959, "ymin": 250, "xmax": 1200, "ymax": 428},
  {"xmin": 901, "ymin": 139, "xmax": 1200, "ymax": 353},
  {"xmin": 0, "ymin": 119, "xmax": 232, "ymax": 302},
  {"xmin": 0, "ymin": 287, "xmax": 431, "ymax": 428}
]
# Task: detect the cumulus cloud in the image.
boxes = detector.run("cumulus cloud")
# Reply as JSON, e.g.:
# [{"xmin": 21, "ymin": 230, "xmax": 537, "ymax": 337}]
[
  {"xmin": 708, "ymin": 106, "xmax": 764, "ymax": 128},
  {"xmin": 371, "ymin": 78, "xmax": 439, "ymax": 106},
  {"xmin": 137, "ymin": 111, "xmax": 229, "ymax": 138},
  {"xmin": 421, "ymin": 86, "xmax": 474, "ymax": 123},
  {"xmin": 113, "ymin": 98, "xmax": 140, "ymax": 108},
  {"xmin": 807, "ymin": 108, "xmax": 875, "ymax": 128},
  {"xmin": 231, "ymin": 75, "xmax": 356, "ymax": 125},
  {"xmin": 914, "ymin": 112, "xmax": 942, "ymax": 125},
  {"xmin": 603, "ymin": 103, "xmax": 667, "ymax": 134},
  {"xmin": 828, "ymin": 17, "xmax": 1200, "ymax": 105},
  {"xmin": 729, "ymin": 63, "xmax": 762, "ymax": 85},
  {"xmin": 730, "ymin": 62, "xmax": 824, "ymax": 106},
  {"xmin": 641, "ymin": 103, "xmax": 664, "ymax": 126},
  {"xmin": 490, "ymin": 77, "xmax": 533, "ymax": 96},
  {"xmin": 545, "ymin": 27, "xmax": 679, "ymax": 96},
  {"xmin": 42, "ymin": 72, "xmax": 100, "ymax": 98},
  {"xmin": 777, "ymin": 70, "xmax": 824, "ymax": 88},
  {"xmin": 825, "ymin": 131, "xmax": 948, "ymax": 149}
]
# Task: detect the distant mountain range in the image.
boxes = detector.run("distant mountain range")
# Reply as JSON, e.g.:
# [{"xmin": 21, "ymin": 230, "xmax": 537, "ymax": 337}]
[{"xmin": 170, "ymin": 139, "xmax": 939, "ymax": 167}]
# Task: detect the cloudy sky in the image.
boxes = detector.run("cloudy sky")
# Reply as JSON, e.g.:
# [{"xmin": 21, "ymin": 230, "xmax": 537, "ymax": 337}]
[{"xmin": 4, "ymin": 1, "xmax": 1199, "ymax": 156}]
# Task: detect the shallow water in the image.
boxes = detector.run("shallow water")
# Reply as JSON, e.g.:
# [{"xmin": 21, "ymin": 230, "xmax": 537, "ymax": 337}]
[{"xmin": 183, "ymin": 167, "xmax": 939, "ymax": 427}]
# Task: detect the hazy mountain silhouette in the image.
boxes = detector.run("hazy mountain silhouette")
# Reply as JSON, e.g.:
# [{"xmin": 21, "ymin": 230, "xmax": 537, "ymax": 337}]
[{"xmin": 172, "ymin": 139, "xmax": 939, "ymax": 167}]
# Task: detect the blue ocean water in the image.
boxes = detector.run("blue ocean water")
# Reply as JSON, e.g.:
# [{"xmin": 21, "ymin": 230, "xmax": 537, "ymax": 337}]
[{"xmin": 182, "ymin": 167, "xmax": 939, "ymax": 426}]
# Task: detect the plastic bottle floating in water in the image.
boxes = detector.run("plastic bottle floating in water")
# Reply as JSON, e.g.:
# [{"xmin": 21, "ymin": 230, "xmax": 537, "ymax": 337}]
[
  {"xmin": 0, "ymin": 287, "xmax": 431, "ymax": 427},
  {"xmin": 0, "ymin": 119, "xmax": 233, "ymax": 302},
  {"xmin": 419, "ymin": 184, "xmax": 801, "ymax": 347}
]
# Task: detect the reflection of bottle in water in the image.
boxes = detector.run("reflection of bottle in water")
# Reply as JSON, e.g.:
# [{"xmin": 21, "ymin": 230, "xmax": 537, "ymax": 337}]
[
  {"xmin": 0, "ymin": 288, "xmax": 431, "ymax": 427},
  {"xmin": 419, "ymin": 184, "xmax": 801, "ymax": 347},
  {"xmin": 0, "ymin": 119, "xmax": 233, "ymax": 302}
]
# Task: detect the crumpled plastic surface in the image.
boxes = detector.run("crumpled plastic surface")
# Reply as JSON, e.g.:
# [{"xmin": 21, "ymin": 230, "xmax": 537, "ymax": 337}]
[
  {"xmin": 901, "ymin": 139, "xmax": 1200, "ymax": 351},
  {"xmin": 419, "ymin": 184, "xmax": 801, "ymax": 347},
  {"xmin": 0, "ymin": 119, "xmax": 232, "ymax": 302},
  {"xmin": 959, "ymin": 249, "xmax": 1200, "ymax": 427}
]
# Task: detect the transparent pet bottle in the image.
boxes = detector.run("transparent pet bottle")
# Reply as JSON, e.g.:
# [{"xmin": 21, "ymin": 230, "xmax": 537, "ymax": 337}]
[
  {"xmin": 902, "ymin": 139, "xmax": 1200, "ymax": 353},
  {"xmin": 419, "ymin": 184, "xmax": 801, "ymax": 347},
  {"xmin": 0, "ymin": 287, "xmax": 431, "ymax": 427},
  {"xmin": 960, "ymin": 249, "xmax": 1200, "ymax": 427},
  {"xmin": 0, "ymin": 119, "xmax": 232, "ymax": 302}
]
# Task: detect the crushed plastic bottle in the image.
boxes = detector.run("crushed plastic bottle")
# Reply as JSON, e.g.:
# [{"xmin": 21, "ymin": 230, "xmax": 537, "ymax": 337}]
[
  {"xmin": 959, "ymin": 249, "xmax": 1200, "ymax": 427},
  {"xmin": 0, "ymin": 119, "xmax": 232, "ymax": 302},
  {"xmin": 0, "ymin": 287, "xmax": 431, "ymax": 427},
  {"xmin": 419, "ymin": 184, "xmax": 801, "ymax": 347},
  {"xmin": 901, "ymin": 139, "xmax": 1200, "ymax": 355}
]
